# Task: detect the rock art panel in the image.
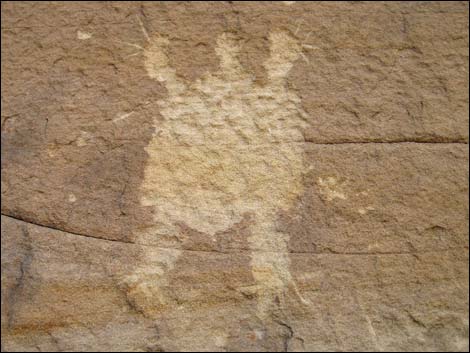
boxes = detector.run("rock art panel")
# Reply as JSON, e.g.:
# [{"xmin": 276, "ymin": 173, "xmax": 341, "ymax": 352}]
[
  {"xmin": 126, "ymin": 30, "xmax": 309, "ymax": 325},
  {"xmin": 1, "ymin": 1, "xmax": 469, "ymax": 352}
]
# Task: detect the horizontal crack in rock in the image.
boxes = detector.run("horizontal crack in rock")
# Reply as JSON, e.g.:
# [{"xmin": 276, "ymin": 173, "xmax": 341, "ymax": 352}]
[
  {"xmin": 1, "ymin": 213, "xmax": 467, "ymax": 256},
  {"xmin": 1, "ymin": 212, "xmax": 135, "ymax": 245}
]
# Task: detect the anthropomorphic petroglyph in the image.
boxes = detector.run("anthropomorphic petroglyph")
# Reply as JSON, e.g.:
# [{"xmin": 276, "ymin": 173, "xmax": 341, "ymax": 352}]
[{"xmin": 125, "ymin": 30, "xmax": 309, "ymax": 323}]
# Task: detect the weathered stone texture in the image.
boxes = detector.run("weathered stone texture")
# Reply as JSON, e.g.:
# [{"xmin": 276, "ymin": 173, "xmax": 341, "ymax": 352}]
[{"xmin": 1, "ymin": 1, "xmax": 469, "ymax": 352}]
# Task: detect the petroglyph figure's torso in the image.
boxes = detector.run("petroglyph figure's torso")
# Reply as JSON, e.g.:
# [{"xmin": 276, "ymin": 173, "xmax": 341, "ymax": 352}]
[{"xmin": 126, "ymin": 31, "xmax": 309, "ymax": 321}]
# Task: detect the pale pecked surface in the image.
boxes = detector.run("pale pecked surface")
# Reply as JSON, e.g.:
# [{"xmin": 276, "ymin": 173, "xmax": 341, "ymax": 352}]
[
  {"xmin": 1, "ymin": 1, "xmax": 469, "ymax": 352},
  {"xmin": 128, "ymin": 30, "xmax": 309, "ymax": 322}
]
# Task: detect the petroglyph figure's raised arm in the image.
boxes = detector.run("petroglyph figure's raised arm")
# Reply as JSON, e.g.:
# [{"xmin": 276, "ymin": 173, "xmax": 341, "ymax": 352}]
[
  {"xmin": 264, "ymin": 31, "xmax": 302, "ymax": 84},
  {"xmin": 144, "ymin": 36, "xmax": 187, "ymax": 95}
]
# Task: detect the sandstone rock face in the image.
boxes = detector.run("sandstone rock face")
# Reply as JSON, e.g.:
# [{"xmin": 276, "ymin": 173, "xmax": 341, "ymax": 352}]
[{"xmin": 1, "ymin": 2, "xmax": 468, "ymax": 352}]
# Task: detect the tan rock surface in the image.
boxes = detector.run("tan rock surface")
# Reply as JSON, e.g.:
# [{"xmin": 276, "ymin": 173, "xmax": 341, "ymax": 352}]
[{"xmin": 1, "ymin": 2, "xmax": 469, "ymax": 352}]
